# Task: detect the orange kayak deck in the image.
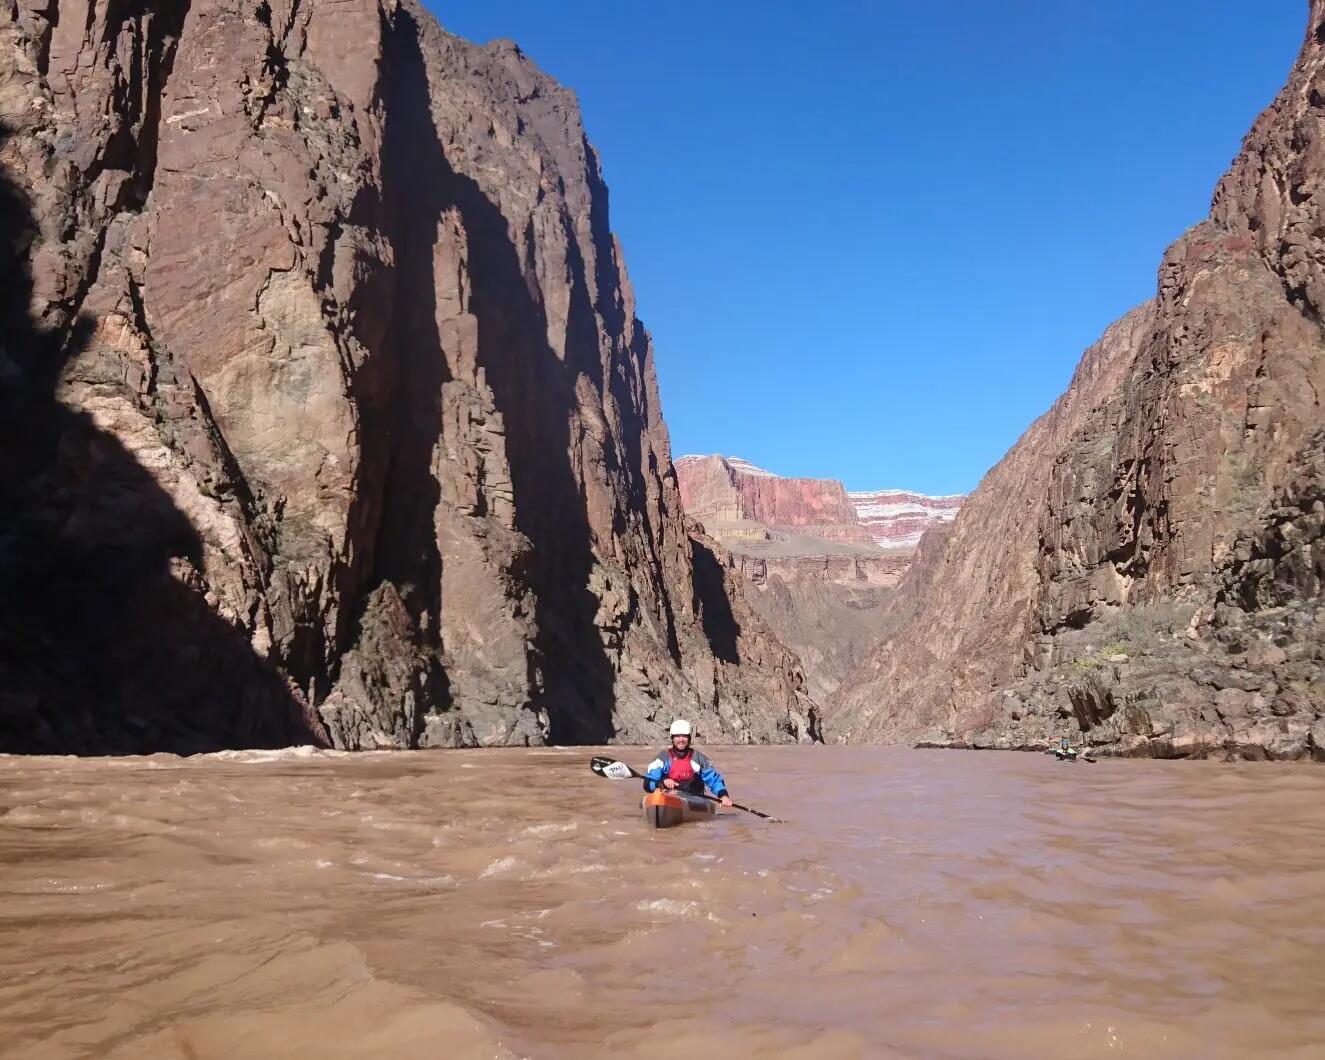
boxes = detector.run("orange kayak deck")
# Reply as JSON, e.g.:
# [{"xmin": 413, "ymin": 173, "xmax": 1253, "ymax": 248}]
[{"xmin": 641, "ymin": 790, "xmax": 718, "ymax": 828}]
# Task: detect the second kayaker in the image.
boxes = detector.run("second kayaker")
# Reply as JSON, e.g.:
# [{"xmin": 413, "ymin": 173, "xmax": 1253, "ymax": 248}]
[
  {"xmin": 1052, "ymin": 736, "xmax": 1080, "ymax": 760},
  {"xmin": 643, "ymin": 719, "xmax": 733, "ymax": 807}
]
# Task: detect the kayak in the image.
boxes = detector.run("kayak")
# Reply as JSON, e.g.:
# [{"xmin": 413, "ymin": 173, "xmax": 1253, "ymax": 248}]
[{"xmin": 641, "ymin": 789, "xmax": 717, "ymax": 828}]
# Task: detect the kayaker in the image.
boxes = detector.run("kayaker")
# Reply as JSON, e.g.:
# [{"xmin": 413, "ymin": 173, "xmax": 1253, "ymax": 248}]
[
  {"xmin": 643, "ymin": 719, "xmax": 733, "ymax": 807},
  {"xmin": 1053, "ymin": 736, "xmax": 1079, "ymax": 760}
]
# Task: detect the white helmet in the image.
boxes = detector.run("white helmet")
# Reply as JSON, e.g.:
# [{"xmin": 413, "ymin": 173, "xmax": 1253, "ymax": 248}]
[{"xmin": 669, "ymin": 719, "xmax": 693, "ymax": 737}]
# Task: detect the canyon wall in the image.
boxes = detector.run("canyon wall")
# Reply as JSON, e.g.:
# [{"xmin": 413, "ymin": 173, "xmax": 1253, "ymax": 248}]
[
  {"xmin": 827, "ymin": 308, "xmax": 1155, "ymax": 741},
  {"xmin": 675, "ymin": 453, "xmax": 928, "ymax": 702},
  {"xmin": 0, "ymin": 0, "xmax": 815, "ymax": 753},
  {"xmin": 722, "ymin": 550, "xmax": 909, "ymax": 704},
  {"xmin": 831, "ymin": 4, "xmax": 1325, "ymax": 759}
]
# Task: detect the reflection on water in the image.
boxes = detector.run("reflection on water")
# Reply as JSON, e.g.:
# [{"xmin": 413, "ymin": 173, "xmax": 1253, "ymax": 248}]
[{"xmin": 1, "ymin": 746, "xmax": 1323, "ymax": 1058}]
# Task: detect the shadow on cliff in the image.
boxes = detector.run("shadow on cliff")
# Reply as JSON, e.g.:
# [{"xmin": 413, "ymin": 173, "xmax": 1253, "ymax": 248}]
[
  {"xmin": 0, "ymin": 124, "xmax": 316, "ymax": 754},
  {"xmin": 380, "ymin": 11, "xmax": 617, "ymax": 743},
  {"xmin": 690, "ymin": 539, "xmax": 741, "ymax": 664}
]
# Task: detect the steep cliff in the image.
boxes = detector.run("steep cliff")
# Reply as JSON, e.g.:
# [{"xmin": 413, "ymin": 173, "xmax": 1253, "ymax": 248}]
[
  {"xmin": 0, "ymin": 0, "xmax": 815, "ymax": 752},
  {"xmin": 831, "ymin": 4, "xmax": 1325, "ymax": 759},
  {"xmin": 828, "ymin": 308, "xmax": 1155, "ymax": 742}
]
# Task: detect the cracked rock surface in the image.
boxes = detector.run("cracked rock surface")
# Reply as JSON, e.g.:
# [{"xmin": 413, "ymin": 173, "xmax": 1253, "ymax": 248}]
[
  {"xmin": 830, "ymin": 6, "xmax": 1325, "ymax": 759},
  {"xmin": 0, "ymin": 0, "xmax": 815, "ymax": 752}
]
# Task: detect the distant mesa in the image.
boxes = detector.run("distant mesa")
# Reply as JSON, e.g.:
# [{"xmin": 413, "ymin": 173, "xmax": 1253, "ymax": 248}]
[
  {"xmin": 848, "ymin": 489, "xmax": 964, "ymax": 550},
  {"xmin": 674, "ymin": 453, "xmax": 966, "ymax": 704},
  {"xmin": 675, "ymin": 453, "xmax": 964, "ymax": 556}
]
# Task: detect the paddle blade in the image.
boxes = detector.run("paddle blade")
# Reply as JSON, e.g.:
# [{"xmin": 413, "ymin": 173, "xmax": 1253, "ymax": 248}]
[
  {"xmin": 735, "ymin": 803, "xmax": 783, "ymax": 822},
  {"xmin": 589, "ymin": 757, "xmax": 634, "ymax": 780}
]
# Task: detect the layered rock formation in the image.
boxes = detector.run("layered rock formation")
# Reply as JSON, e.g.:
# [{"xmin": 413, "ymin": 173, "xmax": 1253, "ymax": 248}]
[
  {"xmin": 849, "ymin": 490, "xmax": 963, "ymax": 549},
  {"xmin": 676, "ymin": 454, "xmax": 879, "ymax": 546},
  {"xmin": 0, "ymin": 0, "xmax": 815, "ymax": 753},
  {"xmin": 830, "ymin": 5, "xmax": 1325, "ymax": 759},
  {"xmin": 675, "ymin": 453, "xmax": 919, "ymax": 701}
]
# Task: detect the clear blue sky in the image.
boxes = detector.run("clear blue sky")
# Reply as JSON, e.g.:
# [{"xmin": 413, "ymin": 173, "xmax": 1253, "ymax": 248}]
[{"xmin": 424, "ymin": 2, "xmax": 1304, "ymax": 494}]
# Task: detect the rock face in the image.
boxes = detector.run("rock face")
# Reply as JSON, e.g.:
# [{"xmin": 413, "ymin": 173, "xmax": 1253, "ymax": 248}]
[
  {"xmin": 830, "ymin": 5, "xmax": 1325, "ymax": 759},
  {"xmin": 719, "ymin": 550, "xmax": 909, "ymax": 704},
  {"xmin": 676, "ymin": 454, "xmax": 878, "ymax": 546},
  {"xmin": 849, "ymin": 490, "xmax": 964, "ymax": 549},
  {"xmin": 675, "ymin": 453, "xmax": 917, "ymax": 702},
  {"xmin": 827, "ymin": 308, "xmax": 1155, "ymax": 742},
  {"xmin": 0, "ymin": 0, "xmax": 815, "ymax": 753}
]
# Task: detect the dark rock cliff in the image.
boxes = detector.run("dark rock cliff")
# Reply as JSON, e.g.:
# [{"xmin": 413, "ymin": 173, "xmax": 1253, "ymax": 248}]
[
  {"xmin": 0, "ymin": 0, "xmax": 816, "ymax": 752},
  {"xmin": 831, "ymin": 3, "xmax": 1325, "ymax": 759}
]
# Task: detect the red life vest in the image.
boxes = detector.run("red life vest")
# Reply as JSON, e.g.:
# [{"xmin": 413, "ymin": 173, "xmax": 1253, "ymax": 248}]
[{"xmin": 665, "ymin": 749, "xmax": 696, "ymax": 783}]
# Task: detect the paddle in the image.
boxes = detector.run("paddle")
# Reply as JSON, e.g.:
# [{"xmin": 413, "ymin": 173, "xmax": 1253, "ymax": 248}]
[{"xmin": 589, "ymin": 756, "xmax": 784, "ymax": 822}]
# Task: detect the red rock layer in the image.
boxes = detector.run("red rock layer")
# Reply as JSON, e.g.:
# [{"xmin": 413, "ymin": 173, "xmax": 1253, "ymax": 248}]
[
  {"xmin": 676, "ymin": 454, "xmax": 877, "ymax": 545},
  {"xmin": 0, "ymin": 0, "xmax": 815, "ymax": 752},
  {"xmin": 831, "ymin": 4, "xmax": 1325, "ymax": 758}
]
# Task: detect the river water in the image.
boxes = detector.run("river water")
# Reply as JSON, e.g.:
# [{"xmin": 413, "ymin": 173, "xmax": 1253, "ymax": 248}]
[{"xmin": 1, "ymin": 746, "xmax": 1323, "ymax": 1058}]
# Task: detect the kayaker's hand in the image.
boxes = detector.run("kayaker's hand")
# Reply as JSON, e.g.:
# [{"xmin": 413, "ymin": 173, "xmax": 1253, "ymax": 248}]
[
  {"xmin": 662, "ymin": 778, "xmax": 678, "ymax": 790},
  {"xmin": 720, "ymin": 795, "xmax": 733, "ymax": 807}
]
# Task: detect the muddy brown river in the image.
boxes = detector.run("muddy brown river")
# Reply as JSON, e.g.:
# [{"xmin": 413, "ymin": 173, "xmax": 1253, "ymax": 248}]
[{"xmin": 1, "ymin": 746, "xmax": 1323, "ymax": 1058}]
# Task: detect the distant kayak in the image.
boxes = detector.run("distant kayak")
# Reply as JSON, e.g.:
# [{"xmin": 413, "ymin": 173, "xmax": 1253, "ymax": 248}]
[{"xmin": 641, "ymin": 789, "xmax": 717, "ymax": 828}]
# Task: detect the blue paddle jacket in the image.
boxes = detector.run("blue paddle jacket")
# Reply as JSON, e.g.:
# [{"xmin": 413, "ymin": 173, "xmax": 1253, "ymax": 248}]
[{"xmin": 641, "ymin": 747, "xmax": 728, "ymax": 798}]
